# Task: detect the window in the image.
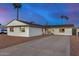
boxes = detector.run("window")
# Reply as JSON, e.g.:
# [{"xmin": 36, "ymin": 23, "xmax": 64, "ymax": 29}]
[
  {"xmin": 10, "ymin": 27, "xmax": 14, "ymax": 32},
  {"xmin": 20, "ymin": 27, "xmax": 25, "ymax": 32},
  {"xmin": 59, "ymin": 28, "xmax": 65, "ymax": 32}
]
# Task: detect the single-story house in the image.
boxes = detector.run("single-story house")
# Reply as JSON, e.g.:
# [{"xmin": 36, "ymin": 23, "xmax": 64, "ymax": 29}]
[
  {"xmin": 47, "ymin": 24, "xmax": 74, "ymax": 35},
  {"xmin": 6, "ymin": 20, "xmax": 43, "ymax": 37},
  {"xmin": 6, "ymin": 19, "xmax": 76, "ymax": 37}
]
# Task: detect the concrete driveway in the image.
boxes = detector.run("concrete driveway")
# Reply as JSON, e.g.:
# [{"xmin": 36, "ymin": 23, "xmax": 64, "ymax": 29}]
[{"xmin": 0, "ymin": 35, "xmax": 70, "ymax": 56}]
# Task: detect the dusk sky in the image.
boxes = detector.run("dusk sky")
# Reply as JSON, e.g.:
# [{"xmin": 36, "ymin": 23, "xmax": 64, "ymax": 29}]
[{"xmin": 0, "ymin": 3, "xmax": 79, "ymax": 27}]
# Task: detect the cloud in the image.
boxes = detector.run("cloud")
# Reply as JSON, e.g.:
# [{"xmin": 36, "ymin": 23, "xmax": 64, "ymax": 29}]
[{"xmin": 0, "ymin": 8, "xmax": 8, "ymax": 13}]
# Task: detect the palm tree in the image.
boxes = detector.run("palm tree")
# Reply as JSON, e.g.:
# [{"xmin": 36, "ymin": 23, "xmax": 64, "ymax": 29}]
[
  {"xmin": 13, "ymin": 3, "xmax": 22, "ymax": 20},
  {"xmin": 60, "ymin": 15, "xmax": 69, "ymax": 24}
]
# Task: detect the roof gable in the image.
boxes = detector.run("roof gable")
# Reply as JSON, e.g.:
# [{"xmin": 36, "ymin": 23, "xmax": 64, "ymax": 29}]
[
  {"xmin": 7, "ymin": 20, "xmax": 28, "ymax": 26},
  {"xmin": 6, "ymin": 20, "xmax": 43, "ymax": 28}
]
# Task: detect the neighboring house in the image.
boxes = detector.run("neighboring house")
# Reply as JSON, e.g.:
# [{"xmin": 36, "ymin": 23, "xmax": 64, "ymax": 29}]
[
  {"xmin": 0, "ymin": 25, "xmax": 7, "ymax": 34},
  {"xmin": 76, "ymin": 28, "xmax": 79, "ymax": 36},
  {"xmin": 6, "ymin": 20, "xmax": 43, "ymax": 37},
  {"xmin": 0, "ymin": 25, "xmax": 2, "ymax": 33},
  {"xmin": 47, "ymin": 24, "xmax": 74, "ymax": 35}
]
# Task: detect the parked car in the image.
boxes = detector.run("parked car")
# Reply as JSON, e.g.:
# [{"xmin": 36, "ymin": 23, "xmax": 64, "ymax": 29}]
[{"xmin": 0, "ymin": 29, "xmax": 7, "ymax": 34}]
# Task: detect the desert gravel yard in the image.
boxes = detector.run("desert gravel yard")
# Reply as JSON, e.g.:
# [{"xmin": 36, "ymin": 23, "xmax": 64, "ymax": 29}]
[
  {"xmin": 0, "ymin": 35, "xmax": 70, "ymax": 56},
  {"xmin": 0, "ymin": 34, "xmax": 49, "ymax": 49},
  {"xmin": 70, "ymin": 36, "xmax": 79, "ymax": 56}
]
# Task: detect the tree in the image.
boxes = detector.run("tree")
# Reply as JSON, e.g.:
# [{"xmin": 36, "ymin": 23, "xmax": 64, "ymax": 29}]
[
  {"xmin": 13, "ymin": 3, "xmax": 22, "ymax": 20},
  {"xmin": 60, "ymin": 15, "xmax": 69, "ymax": 24}
]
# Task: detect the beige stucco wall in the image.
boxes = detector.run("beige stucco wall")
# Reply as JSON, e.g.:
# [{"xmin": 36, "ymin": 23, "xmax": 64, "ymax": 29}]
[
  {"xmin": 7, "ymin": 20, "xmax": 43, "ymax": 37},
  {"xmin": 29, "ymin": 27, "xmax": 42, "ymax": 37},
  {"xmin": 7, "ymin": 20, "xmax": 29, "ymax": 37},
  {"xmin": 7, "ymin": 27, "xmax": 29, "ymax": 37},
  {"xmin": 7, "ymin": 20, "xmax": 27, "ymax": 26},
  {"xmin": 7, "ymin": 27, "xmax": 43, "ymax": 37},
  {"xmin": 48, "ymin": 28, "xmax": 72, "ymax": 35}
]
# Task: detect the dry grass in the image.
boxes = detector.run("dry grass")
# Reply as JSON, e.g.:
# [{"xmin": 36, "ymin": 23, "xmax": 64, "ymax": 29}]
[{"xmin": 0, "ymin": 34, "xmax": 50, "ymax": 49}]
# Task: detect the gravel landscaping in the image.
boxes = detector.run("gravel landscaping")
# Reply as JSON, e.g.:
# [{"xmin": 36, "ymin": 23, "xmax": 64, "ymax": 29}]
[
  {"xmin": 70, "ymin": 36, "xmax": 79, "ymax": 56},
  {"xmin": 0, "ymin": 34, "xmax": 50, "ymax": 49},
  {"xmin": 0, "ymin": 35, "xmax": 70, "ymax": 56}
]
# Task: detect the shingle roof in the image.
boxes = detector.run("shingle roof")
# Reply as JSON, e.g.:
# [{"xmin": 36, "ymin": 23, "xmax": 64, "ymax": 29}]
[
  {"xmin": 18, "ymin": 20, "xmax": 43, "ymax": 27},
  {"xmin": 7, "ymin": 20, "xmax": 43, "ymax": 28},
  {"xmin": 45, "ymin": 24, "xmax": 74, "ymax": 28},
  {"xmin": 7, "ymin": 19, "xmax": 74, "ymax": 28}
]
